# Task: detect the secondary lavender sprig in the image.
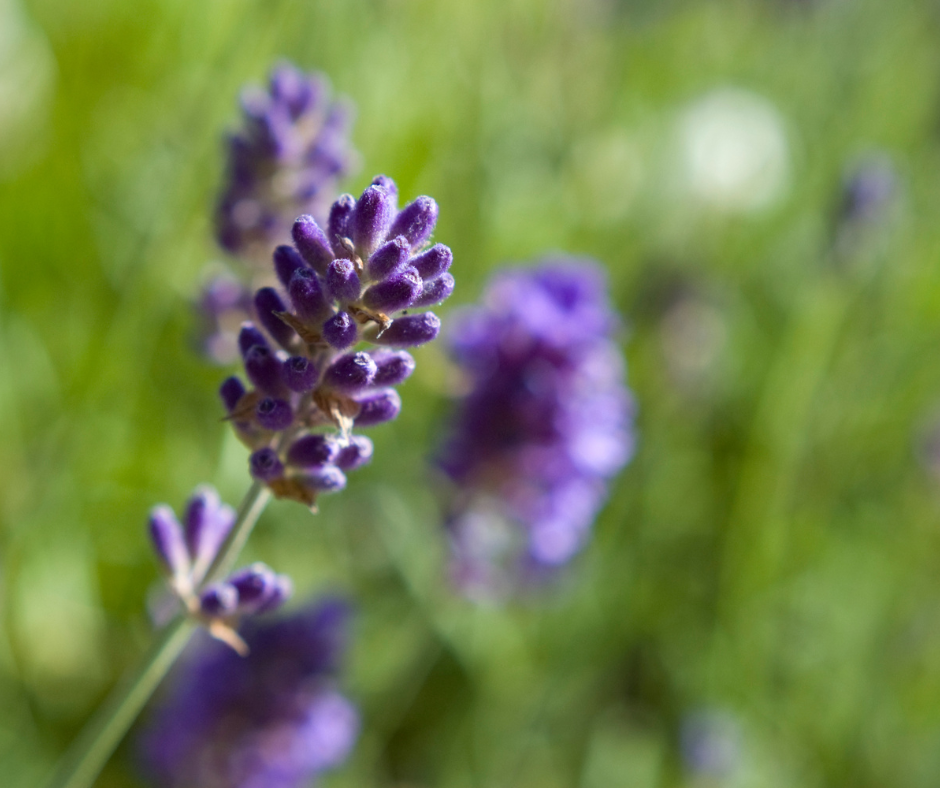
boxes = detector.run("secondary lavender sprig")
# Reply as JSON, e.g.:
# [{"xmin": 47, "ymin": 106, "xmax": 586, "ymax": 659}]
[
  {"xmin": 149, "ymin": 486, "xmax": 292, "ymax": 653},
  {"xmin": 438, "ymin": 258, "xmax": 634, "ymax": 598},
  {"xmin": 140, "ymin": 597, "xmax": 359, "ymax": 788},
  {"xmin": 220, "ymin": 175, "xmax": 453, "ymax": 509}
]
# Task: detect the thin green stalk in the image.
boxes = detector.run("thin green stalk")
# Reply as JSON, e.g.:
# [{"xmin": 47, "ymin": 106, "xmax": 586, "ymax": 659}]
[{"xmin": 47, "ymin": 480, "xmax": 272, "ymax": 788}]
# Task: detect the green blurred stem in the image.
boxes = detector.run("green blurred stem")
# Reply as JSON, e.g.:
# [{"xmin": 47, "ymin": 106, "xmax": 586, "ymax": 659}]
[{"xmin": 47, "ymin": 481, "xmax": 272, "ymax": 788}]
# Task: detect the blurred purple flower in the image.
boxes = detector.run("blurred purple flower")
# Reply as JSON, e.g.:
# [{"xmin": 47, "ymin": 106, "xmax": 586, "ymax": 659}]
[
  {"xmin": 680, "ymin": 709, "xmax": 742, "ymax": 779},
  {"xmin": 140, "ymin": 597, "xmax": 358, "ymax": 788},
  {"xmin": 216, "ymin": 62, "xmax": 359, "ymax": 262},
  {"xmin": 438, "ymin": 259, "xmax": 635, "ymax": 598}
]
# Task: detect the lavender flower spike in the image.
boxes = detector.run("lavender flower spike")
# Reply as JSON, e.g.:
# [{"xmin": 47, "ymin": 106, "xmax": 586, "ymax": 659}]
[
  {"xmin": 220, "ymin": 175, "xmax": 454, "ymax": 509},
  {"xmin": 140, "ymin": 597, "xmax": 359, "ymax": 788},
  {"xmin": 438, "ymin": 258, "xmax": 635, "ymax": 599},
  {"xmin": 216, "ymin": 62, "xmax": 359, "ymax": 261}
]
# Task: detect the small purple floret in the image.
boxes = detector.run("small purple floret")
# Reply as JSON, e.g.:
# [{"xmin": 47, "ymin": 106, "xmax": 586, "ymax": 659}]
[
  {"xmin": 287, "ymin": 434, "xmax": 339, "ymax": 468},
  {"xmin": 256, "ymin": 397, "xmax": 293, "ymax": 430},
  {"xmin": 323, "ymin": 352, "xmax": 377, "ymax": 393},
  {"xmin": 323, "ymin": 311, "xmax": 358, "ymax": 349},
  {"xmin": 354, "ymin": 388, "xmax": 402, "ymax": 426},
  {"xmin": 325, "ymin": 258, "xmax": 361, "ymax": 303},
  {"xmin": 371, "ymin": 350, "xmax": 416, "ymax": 386},
  {"xmin": 249, "ymin": 448, "xmax": 285, "ymax": 481},
  {"xmin": 284, "ymin": 355, "xmax": 318, "ymax": 392},
  {"xmin": 219, "ymin": 376, "xmax": 246, "ymax": 413},
  {"xmin": 372, "ymin": 312, "xmax": 440, "ymax": 347},
  {"xmin": 388, "ymin": 195, "xmax": 438, "ymax": 249},
  {"xmin": 335, "ymin": 436, "xmax": 374, "ymax": 470}
]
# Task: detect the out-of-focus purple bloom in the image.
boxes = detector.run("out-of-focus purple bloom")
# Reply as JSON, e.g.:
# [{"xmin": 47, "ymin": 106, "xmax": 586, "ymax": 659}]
[
  {"xmin": 837, "ymin": 153, "xmax": 897, "ymax": 228},
  {"xmin": 216, "ymin": 62, "xmax": 359, "ymax": 261},
  {"xmin": 680, "ymin": 709, "xmax": 742, "ymax": 779},
  {"xmin": 140, "ymin": 597, "xmax": 359, "ymax": 788},
  {"xmin": 438, "ymin": 259, "xmax": 635, "ymax": 598},
  {"xmin": 833, "ymin": 152, "xmax": 900, "ymax": 264},
  {"xmin": 197, "ymin": 63, "xmax": 359, "ymax": 364},
  {"xmin": 220, "ymin": 175, "xmax": 451, "ymax": 509},
  {"xmin": 198, "ymin": 273, "xmax": 253, "ymax": 365}
]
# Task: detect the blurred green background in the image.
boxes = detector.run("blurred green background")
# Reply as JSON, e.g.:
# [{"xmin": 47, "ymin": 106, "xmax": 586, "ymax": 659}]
[{"xmin": 3, "ymin": 0, "xmax": 940, "ymax": 785}]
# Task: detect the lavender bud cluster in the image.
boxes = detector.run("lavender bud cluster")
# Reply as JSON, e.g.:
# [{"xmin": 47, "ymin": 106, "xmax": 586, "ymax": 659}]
[
  {"xmin": 141, "ymin": 598, "xmax": 358, "ymax": 788},
  {"xmin": 216, "ymin": 62, "xmax": 358, "ymax": 260},
  {"xmin": 220, "ymin": 176, "xmax": 453, "ymax": 508},
  {"xmin": 149, "ymin": 486, "xmax": 292, "ymax": 653},
  {"xmin": 438, "ymin": 259, "xmax": 634, "ymax": 597}
]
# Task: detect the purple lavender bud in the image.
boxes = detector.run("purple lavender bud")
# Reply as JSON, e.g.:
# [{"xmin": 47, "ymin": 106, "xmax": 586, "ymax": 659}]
[
  {"xmin": 335, "ymin": 436, "xmax": 374, "ymax": 470},
  {"xmin": 323, "ymin": 352, "xmax": 378, "ymax": 393},
  {"xmin": 283, "ymin": 355, "xmax": 318, "ymax": 392},
  {"xmin": 411, "ymin": 272, "xmax": 455, "ymax": 307},
  {"xmin": 323, "ymin": 311, "xmax": 358, "ymax": 349},
  {"xmin": 254, "ymin": 573, "xmax": 293, "ymax": 613},
  {"xmin": 371, "ymin": 312, "xmax": 441, "ymax": 347},
  {"xmin": 371, "ymin": 349, "xmax": 416, "ymax": 386},
  {"xmin": 362, "ymin": 266, "xmax": 422, "ymax": 313},
  {"xmin": 371, "ymin": 174, "xmax": 398, "ymax": 204},
  {"xmin": 273, "ymin": 244, "xmax": 309, "ymax": 289},
  {"xmin": 148, "ymin": 505, "xmax": 191, "ymax": 580},
  {"xmin": 229, "ymin": 562, "xmax": 279, "ymax": 613},
  {"xmin": 300, "ymin": 465, "xmax": 347, "ymax": 492},
  {"xmin": 184, "ymin": 486, "xmax": 235, "ymax": 581},
  {"xmin": 269, "ymin": 63, "xmax": 317, "ymax": 115},
  {"xmin": 238, "ymin": 323, "xmax": 269, "ymax": 357},
  {"xmin": 199, "ymin": 583, "xmax": 238, "ymax": 618},
  {"xmin": 287, "ymin": 434, "xmax": 339, "ymax": 467},
  {"xmin": 328, "ymin": 194, "xmax": 356, "ymax": 257},
  {"xmin": 288, "ymin": 267, "xmax": 332, "ymax": 323},
  {"xmin": 292, "ymin": 215, "xmax": 334, "ymax": 274},
  {"xmin": 325, "ymin": 258, "xmax": 361, "ymax": 303},
  {"xmin": 388, "ymin": 196, "xmax": 438, "ymax": 249},
  {"xmin": 254, "ymin": 287, "xmax": 295, "ymax": 349},
  {"xmin": 245, "ymin": 345, "xmax": 288, "ymax": 396},
  {"xmin": 219, "ymin": 376, "xmax": 246, "ymax": 413},
  {"xmin": 250, "ymin": 447, "xmax": 284, "ymax": 481},
  {"xmin": 411, "ymin": 244, "xmax": 452, "ymax": 280},
  {"xmin": 256, "ymin": 397, "xmax": 294, "ymax": 430},
  {"xmin": 365, "ymin": 236, "xmax": 410, "ymax": 281},
  {"xmin": 352, "ymin": 184, "xmax": 395, "ymax": 258},
  {"xmin": 354, "ymin": 388, "xmax": 402, "ymax": 426}
]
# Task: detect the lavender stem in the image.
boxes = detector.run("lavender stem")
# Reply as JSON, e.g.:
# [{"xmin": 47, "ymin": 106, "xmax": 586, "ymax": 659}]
[{"xmin": 47, "ymin": 480, "xmax": 272, "ymax": 788}]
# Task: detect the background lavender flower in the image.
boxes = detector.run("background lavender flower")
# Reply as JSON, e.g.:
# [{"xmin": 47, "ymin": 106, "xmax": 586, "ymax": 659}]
[
  {"xmin": 438, "ymin": 259, "xmax": 634, "ymax": 597},
  {"xmin": 199, "ymin": 62, "xmax": 359, "ymax": 363},
  {"xmin": 140, "ymin": 597, "xmax": 358, "ymax": 788},
  {"xmin": 216, "ymin": 62, "xmax": 359, "ymax": 262}
]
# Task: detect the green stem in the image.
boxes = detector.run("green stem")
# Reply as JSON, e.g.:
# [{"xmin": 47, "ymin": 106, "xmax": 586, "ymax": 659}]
[{"xmin": 47, "ymin": 480, "xmax": 272, "ymax": 788}]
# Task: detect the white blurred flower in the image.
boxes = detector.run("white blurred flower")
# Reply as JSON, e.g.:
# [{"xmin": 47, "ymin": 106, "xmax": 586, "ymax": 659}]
[
  {"xmin": 0, "ymin": 0, "xmax": 55, "ymax": 178},
  {"xmin": 678, "ymin": 88, "xmax": 789, "ymax": 213}
]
